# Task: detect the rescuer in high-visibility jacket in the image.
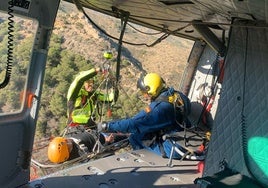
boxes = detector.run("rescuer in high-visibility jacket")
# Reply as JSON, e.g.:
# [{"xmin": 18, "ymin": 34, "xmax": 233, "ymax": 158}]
[{"xmin": 67, "ymin": 68, "xmax": 115, "ymax": 127}]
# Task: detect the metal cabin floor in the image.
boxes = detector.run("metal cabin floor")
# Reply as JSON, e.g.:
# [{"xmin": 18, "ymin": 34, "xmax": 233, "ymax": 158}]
[{"xmin": 28, "ymin": 149, "xmax": 202, "ymax": 188}]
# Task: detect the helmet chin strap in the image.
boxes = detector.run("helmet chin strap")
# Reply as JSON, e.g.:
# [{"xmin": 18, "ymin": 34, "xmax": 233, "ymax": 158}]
[{"xmin": 152, "ymin": 87, "xmax": 167, "ymax": 100}]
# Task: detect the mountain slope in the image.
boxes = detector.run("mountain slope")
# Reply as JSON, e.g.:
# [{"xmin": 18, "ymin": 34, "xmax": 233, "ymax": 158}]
[{"xmin": 54, "ymin": 1, "xmax": 194, "ymax": 89}]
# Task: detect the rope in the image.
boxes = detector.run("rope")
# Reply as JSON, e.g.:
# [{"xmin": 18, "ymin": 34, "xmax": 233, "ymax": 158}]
[{"xmin": 196, "ymin": 53, "xmax": 225, "ymax": 129}]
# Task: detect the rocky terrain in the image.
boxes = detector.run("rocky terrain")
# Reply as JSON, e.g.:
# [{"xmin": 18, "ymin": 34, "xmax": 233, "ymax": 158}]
[{"xmin": 54, "ymin": 1, "xmax": 194, "ymax": 89}]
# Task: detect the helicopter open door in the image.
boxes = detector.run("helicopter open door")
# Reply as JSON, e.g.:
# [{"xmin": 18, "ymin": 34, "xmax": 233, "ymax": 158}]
[{"xmin": 0, "ymin": 0, "xmax": 268, "ymax": 187}]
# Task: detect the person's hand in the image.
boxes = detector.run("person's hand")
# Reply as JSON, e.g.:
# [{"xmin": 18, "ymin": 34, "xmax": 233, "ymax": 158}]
[
  {"xmin": 97, "ymin": 122, "xmax": 108, "ymax": 132},
  {"xmin": 105, "ymin": 134, "xmax": 114, "ymax": 143}
]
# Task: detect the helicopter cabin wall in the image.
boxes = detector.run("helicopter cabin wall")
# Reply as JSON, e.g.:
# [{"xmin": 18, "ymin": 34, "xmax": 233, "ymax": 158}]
[
  {"xmin": 0, "ymin": 1, "xmax": 60, "ymax": 187},
  {"xmin": 185, "ymin": 42, "xmax": 221, "ymax": 130},
  {"xmin": 203, "ymin": 19, "xmax": 268, "ymax": 187}
]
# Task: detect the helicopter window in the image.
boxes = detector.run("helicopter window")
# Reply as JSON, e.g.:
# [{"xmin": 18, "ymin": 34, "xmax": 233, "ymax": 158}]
[{"xmin": 0, "ymin": 11, "xmax": 37, "ymax": 114}]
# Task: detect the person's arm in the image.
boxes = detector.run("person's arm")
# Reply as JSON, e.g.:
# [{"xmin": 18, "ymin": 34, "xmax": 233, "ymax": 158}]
[
  {"xmin": 106, "ymin": 103, "xmax": 158, "ymax": 133},
  {"xmin": 67, "ymin": 68, "xmax": 100, "ymax": 102},
  {"xmin": 106, "ymin": 101, "xmax": 177, "ymax": 134}
]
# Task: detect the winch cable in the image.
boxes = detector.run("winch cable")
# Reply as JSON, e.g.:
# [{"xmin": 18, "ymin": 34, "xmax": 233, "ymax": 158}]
[
  {"xmin": 72, "ymin": 0, "xmax": 188, "ymax": 48},
  {"xmin": 94, "ymin": 10, "xmax": 130, "ymax": 121},
  {"xmin": 96, "ymin": 60, "xmax": 141, "ymax": 122},
  {"xmin": 73, "ymin": 0, "xmax": 130, "ymax": 98},
  {"xmin": 97, "ymin": 61, "xmax": 115, "ymax": 122},
  {"xmin": 115, "ymin": 11, "xmax": 129, "ymax": 84},
  {"xmin": 0, "ymin": 0, "xmax": 14, "ymax": 89}
]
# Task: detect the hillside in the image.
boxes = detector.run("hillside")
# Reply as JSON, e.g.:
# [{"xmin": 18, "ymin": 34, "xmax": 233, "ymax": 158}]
[{"xmin": 54, "ymin": 1, "xmax": 194, "ymax": 89}]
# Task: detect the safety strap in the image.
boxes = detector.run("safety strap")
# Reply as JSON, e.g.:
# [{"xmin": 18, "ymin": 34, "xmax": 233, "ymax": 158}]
[
  {"xmin": 156, "ymin": 135, "xmax": 167, "ymax": 158},
  {"xmin": 71, "ymin": 137, "xmax": 89, "ymax": 154},
  {"xmin": 155, "ymin": 92, "xmax": 188, "ymax": 129},
  {"xmin": 155, "ymin": 93, "xmax": 208, "ymax": 152},
  {"xmin": 155, "ymin": 92, "xmax": 185, "ymax": 113}
]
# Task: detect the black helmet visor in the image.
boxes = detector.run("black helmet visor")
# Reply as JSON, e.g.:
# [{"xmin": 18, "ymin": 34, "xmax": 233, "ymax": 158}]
[{"xmin": 137, "ymin": 76, "xmax": 148, "ymax": 93}]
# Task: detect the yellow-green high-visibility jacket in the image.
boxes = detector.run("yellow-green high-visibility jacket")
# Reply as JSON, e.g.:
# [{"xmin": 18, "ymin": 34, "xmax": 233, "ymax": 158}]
[{"xmin": 67, "ymin": 68, "xmax": 115, "ymax": 124}]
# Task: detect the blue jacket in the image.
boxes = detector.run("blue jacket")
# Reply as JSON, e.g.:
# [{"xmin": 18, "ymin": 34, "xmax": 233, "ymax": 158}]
[{"xmin": 107, "ymin": 87, "xmax": 190, "ymax": 159}]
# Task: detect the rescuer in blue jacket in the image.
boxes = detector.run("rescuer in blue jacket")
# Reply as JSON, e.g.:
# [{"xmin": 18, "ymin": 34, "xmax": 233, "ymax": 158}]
[{"xmin": 98, "ymin": 72, "xmax": 192, "ymax": 159}]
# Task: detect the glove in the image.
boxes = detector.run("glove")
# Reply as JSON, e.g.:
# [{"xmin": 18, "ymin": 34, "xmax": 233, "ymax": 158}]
[{"xmin": 97, "ymin": 122, "xmax": 108, "ymax": 132}]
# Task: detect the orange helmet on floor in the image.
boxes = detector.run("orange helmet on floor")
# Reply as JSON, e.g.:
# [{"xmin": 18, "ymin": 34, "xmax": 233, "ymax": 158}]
[{"xmin": 47, "ymin": 137, "xmax": 70, "ymax": 163}]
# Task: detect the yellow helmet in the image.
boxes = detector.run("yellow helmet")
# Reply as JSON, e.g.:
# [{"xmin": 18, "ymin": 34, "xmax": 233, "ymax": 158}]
[
  {"xmin": 47, "ymin": 137, "xmax": 70, "ymax": 163},
  {"xmin": 137, "ymin": 73, "xmax": 165, "ymax": 97}
]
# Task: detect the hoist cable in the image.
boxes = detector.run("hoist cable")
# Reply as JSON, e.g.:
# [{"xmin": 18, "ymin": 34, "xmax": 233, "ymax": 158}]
[
  {"xmin": 72, "ymin": 0, "xmax": 184, "ymax": 47},
  {"xmin": 115, "ymin": 12, "xmax": 129, "ymax": 83}
]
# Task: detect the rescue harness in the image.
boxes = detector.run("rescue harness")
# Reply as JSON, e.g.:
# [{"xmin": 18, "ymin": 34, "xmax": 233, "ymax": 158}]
[{"xmin": 148, "ymin": 91, "xmax": 208, "ymax": 161}]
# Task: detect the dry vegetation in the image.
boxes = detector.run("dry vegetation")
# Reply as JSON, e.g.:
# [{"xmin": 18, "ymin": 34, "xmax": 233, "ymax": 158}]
[{"xmin": 54, "ymin": 1, "xmax": 194, "ymax": 89}]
